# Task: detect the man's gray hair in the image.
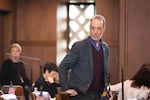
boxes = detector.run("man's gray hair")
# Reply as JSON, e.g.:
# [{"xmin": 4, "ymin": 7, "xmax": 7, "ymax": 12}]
[{"xmin": 90, "ymin": 15, "xmax": 106, "ymax": 28}]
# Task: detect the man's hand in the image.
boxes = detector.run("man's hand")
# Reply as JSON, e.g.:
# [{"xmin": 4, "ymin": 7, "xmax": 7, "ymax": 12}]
[{"xmin": 65, "ymin": 89, "xmax": 78, "ymax": 96}]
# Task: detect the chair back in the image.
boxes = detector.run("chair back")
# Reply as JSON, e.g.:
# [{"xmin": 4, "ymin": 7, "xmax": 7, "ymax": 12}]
[
  {"xmin": 0, "ymin": 90, "xmax": 3, "ymax": 95},
  {"xmin": 30, "ymin": 92, "xmax": 36, "ymax": 100},
  {"xmin": 55, "ymin": 92, "xmax": 70, "ymax": 100},
  {"xmin": 15, "ymin": 85, "xmax": 24, "ymax": 96},
  {"xmin": 0, "ymin": 97, "xmax": 3, "ymax": 100}
]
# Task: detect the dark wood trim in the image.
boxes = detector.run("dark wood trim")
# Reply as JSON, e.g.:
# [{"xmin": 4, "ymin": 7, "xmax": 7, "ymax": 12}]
[{"xmin": 19, "ymin": 40, "xmax": 56, "ymax": 47}]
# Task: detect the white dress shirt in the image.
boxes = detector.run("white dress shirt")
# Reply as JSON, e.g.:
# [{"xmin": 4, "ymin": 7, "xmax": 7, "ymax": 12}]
[{"xmin": 109, "ymin": 80, "xmax": 150, "ymax": 100}]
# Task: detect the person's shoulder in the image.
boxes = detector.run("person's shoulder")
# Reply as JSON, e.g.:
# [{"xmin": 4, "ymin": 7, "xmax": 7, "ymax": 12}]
[
  {"xmin": 101, "ymin": 40, "xmax": 109, "ymax": 47},
  {"xmin": 124, "ymin": 80, "xmax": 133, "ymax": 87},
  {"xmin": 3, "ymin": 58, "xmax": 12, "ymax": 63},
  {"xmin": 1, "ymin": 58, "xmax": 12, "ymax": 67},
  {"xmin": 140, "ymin": 85, "xmax": 150, "ymax": 90},
  {"xmin": 125, "ymin": 80, "xmax": 132, "ymax": 83},
  {"xmin": 34, "ymin": 77, "xmax": 43, "ymax": 87},
  {"xmin": 73, "ymin": 38, "xmax": 89, "ymax": 46}
]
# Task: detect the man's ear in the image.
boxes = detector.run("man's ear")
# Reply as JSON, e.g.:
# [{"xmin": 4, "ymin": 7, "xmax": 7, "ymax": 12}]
[{"xmin": 103, "ymin": 27, "xmax": 106, "ymax": 33}]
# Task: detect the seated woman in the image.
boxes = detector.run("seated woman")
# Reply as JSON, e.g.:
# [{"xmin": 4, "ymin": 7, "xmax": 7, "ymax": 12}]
[
  {"xmin": 34, "ymin": 62, "xmax": 60, "ymax": 98},
  {"xmin": 108, "ymin": 64, "xmax": 150, "ymax": 100},
  {"xmin": 0, "ymin": 42, "xmax": 32, "ymax": 100}
]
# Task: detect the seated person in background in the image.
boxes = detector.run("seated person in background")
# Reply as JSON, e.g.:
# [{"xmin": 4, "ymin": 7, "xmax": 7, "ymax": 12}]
[
  {"xmin": 34, "ymin": 62, "xmax": 60, "ymax": 98},
  {"xmin": 108, "ymin": 64, "xmax": 150, "ymax": 100},
  {"xmin": 0, "ymin": 42, "xmax": 32, "ymax": 100}
]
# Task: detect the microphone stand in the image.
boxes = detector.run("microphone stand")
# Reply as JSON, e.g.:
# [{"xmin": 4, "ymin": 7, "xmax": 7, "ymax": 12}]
[
  {"xmin": 30, "ymin": 65, "xmax": 33, "ymax": 91},
  {"xmin": 109, "ymin": 50, "xmax": 125, "ymax": 100},
  {"xmin": 39, "ymin": 64, "xmax": 43, "ymax": 96},
  {"xmin": 121, "ymin": 65, "xmax": 124, "ymax": 100}
]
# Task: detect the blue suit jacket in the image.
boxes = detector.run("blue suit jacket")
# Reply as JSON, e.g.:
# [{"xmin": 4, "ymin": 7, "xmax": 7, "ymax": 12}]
[{"xmin": 58, "ymin": 37, "xmax": 109, "ymax": 94}]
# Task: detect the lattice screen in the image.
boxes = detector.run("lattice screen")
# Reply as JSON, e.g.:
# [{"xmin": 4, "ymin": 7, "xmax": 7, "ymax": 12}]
[{"xmin": 68, "ymin": 3, "xmax": 95, "ymax": 49}]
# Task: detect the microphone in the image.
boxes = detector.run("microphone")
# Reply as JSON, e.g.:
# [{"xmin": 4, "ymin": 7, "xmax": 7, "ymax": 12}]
[{"xmin": 109, "ymin": 49, "xmax": 124, "ymax": 100}]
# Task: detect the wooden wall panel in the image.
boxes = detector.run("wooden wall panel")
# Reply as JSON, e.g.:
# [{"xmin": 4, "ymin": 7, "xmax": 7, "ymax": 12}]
[
  {"xmin": 16, "ymin": 0, "xmax": 57, "ymax": 82},
  {"xmin": 17, "ymin": 0, "xmax": 57, "ymax": 41},
  {"xmin": 21, "ymin": 46, "xmax": 56, "ymax": 82},
  {"xmin": 127, "ymin": 0, "xmax": 150, "ymax": 78},
  {"xmin": 119, "ymin": 0, "xmax": 150, "ymax": 80},
  {"xmin": 0, "ymin": 0, "xmax": 15, "ymax": 11},
  {"xmin": 96, "ymin": 0, "xmax": 150, "ymax": 84},
  {"xmin": 0, "ymin": 14, "xmax": 4, "ymax": 64},
  {"xmin": 0, "ymin": 0, "xmax": 16, "ymax": 64}
]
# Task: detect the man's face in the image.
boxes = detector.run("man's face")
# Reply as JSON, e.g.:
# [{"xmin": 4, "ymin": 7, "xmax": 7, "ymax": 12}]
[{"xmin": 90, "ymin": 19, "xmax": 105, "ymax": 42}]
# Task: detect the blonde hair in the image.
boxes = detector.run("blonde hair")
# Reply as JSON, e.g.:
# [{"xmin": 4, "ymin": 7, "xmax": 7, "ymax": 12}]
[{"xmin": 10, "ymin": 43, "xmax": 22, "ymax": 53}]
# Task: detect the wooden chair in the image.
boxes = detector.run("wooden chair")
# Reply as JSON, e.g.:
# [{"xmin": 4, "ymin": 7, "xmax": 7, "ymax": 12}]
[
  {"xmin": 0, "ymin": 97, "xmax": 3, "ymax": 100},
  {"xmin": 0, "ymin": 90, "xmax": 4, "ymax": 100},
  {"xmin": 0, "ymin": 90, "xmax": 3, "ymax": 95},
  {"xmin": 109, "ymin": 91, "xmax": 118, "ymax": 100},
  {"xmin": 55, "ymin": 92, "xmax": 70, "ymax": 100},
  {"xmin": 1, "ymin": 85, "xmax": 25, "ymax": 100},
  {"xmin": 30, "ymin": 92, "xmax": 36, "ymax": 100},
  {"xmin": 15, "ymin": 85, "xmax": 25, "ymax": 100}
]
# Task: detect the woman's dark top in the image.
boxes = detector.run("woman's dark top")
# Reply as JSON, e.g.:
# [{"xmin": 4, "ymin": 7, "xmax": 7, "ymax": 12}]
[
  {"xmin": 0, "ymin": 58, "xmax": 31, "ymax": 86},
  {"xmin": 0, "ymin": 58, "xmax": 31, "ymax": 100}
]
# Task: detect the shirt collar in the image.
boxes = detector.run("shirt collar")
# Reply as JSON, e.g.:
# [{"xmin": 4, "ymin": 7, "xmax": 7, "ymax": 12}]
[{"xmin": 88, "ymin": 36, "xmax": 102, "ymax": 51}]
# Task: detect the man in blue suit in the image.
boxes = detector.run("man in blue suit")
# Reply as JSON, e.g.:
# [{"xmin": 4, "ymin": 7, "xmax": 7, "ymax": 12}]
[{"xmin": 58, "ymin": 15, "xmax": 109, "ymax": 100}]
